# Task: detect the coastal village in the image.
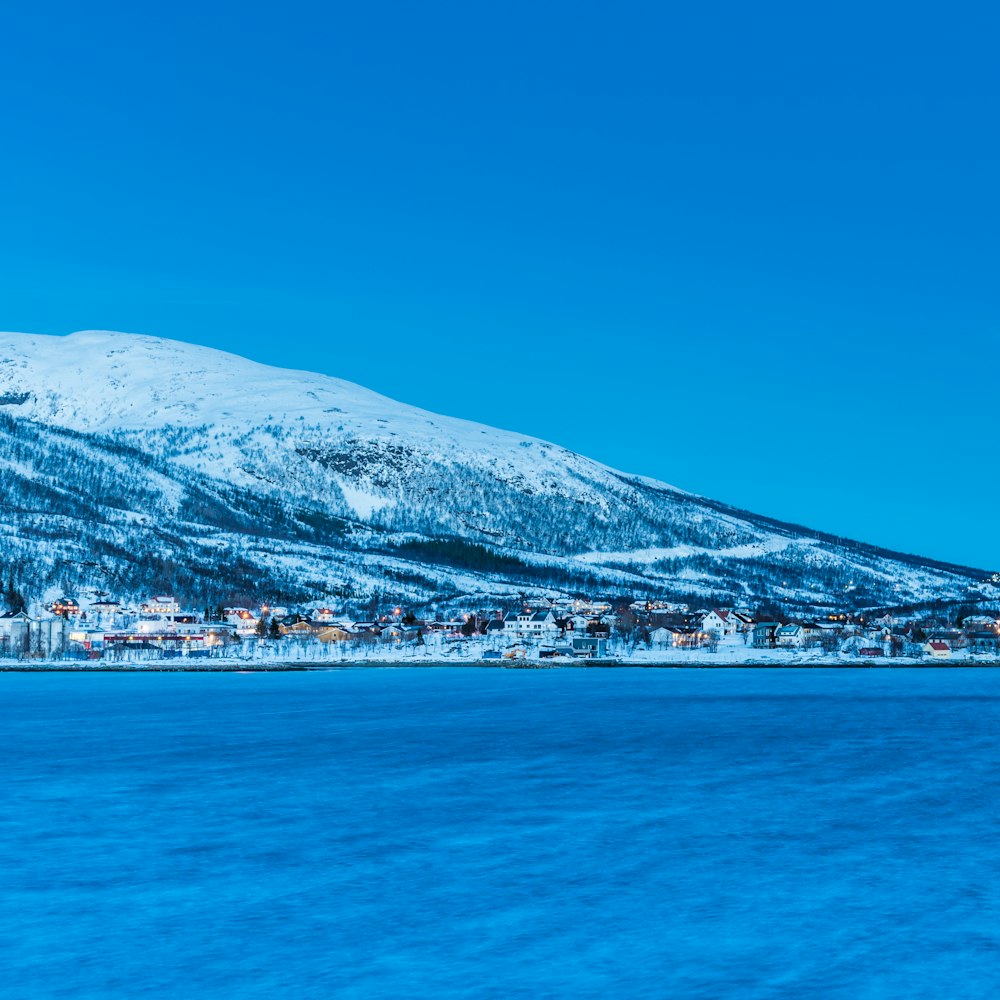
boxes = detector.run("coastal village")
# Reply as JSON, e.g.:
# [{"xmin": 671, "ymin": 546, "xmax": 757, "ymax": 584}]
[{"xmin": 2, "ymin": 590, "xmax": 999, "ymax": 664}]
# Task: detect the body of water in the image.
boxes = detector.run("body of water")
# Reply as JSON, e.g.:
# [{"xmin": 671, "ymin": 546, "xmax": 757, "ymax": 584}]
[{"xmin": 2, "ymin": 667, "xmax": 999, "ymax": 998}]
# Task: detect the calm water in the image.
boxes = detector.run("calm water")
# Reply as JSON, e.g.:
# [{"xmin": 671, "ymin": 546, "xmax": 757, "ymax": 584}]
[{"xmin": 2, "ymin": 668, "xmax": 1000, "ymax": 999}]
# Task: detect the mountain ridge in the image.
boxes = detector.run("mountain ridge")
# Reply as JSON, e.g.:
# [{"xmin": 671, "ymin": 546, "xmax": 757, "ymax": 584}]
[{"xmin": 0, "ymin": 330, "xmax": 993, "ymax": 612}]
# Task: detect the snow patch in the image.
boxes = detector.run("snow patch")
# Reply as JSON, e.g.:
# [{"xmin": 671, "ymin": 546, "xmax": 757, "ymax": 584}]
[
  {"xmin": 339, "ymin": 482, "xmax": 389, "ymax": 520},
  {"xmin": 578, "ymin": 536, "xmax": 805, "ymax": 565}
]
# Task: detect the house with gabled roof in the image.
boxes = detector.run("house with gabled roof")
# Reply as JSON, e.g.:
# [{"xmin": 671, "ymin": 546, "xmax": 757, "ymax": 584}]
[
  {"xmin": 423, "ymin": 620, "xmax": 464, "ymax": 633},
  {"xmin": 775, "ymin": 623, "xmax": 805, "ymax": 647},
  {"xmin": 316, "ymin": 626, "xmax": 357, "ymax": 643},
  {"xmin": 502, "ymin": 609, "xmax": 558, "ymax": 637},
  {"xmin": 311, "ymin": 608, "xmax": 342, "ymax": 624},
  {"xmin": 924, "ymin": 640, "xmax": 951, "ymax": 659},
  {"xmin": 49, "ymin": 597, "xmax": 81, "ymax": 618},
  {"xmin": 281, "ymin": 618, "xmax": 315, "ymax": 637},
  {"xmin": 650, "ymin": 626, "xmax": 686, "ymax": 648},
  {"xmin": 700, "ymin": 610, "xmax": 738, "ymax": 636},
  {"xmin": 962, "ymin": 615, "xmax": 998, "ymax": 630},
  {"xmin": 142, "ymin": 596, "xmax": 179, "ymax": 615},
  {"xmin": 752, "ymin": 622, "xmax": 781, "ymax": 648},
  {"xmin": 380, "ymin": 624, "xmax": 420, "ymax": 643}
]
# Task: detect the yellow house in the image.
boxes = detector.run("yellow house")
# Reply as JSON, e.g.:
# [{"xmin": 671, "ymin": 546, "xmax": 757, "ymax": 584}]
[{"xmin": 316, "ymin": 626, "xmax": 356, "ymax": 643}]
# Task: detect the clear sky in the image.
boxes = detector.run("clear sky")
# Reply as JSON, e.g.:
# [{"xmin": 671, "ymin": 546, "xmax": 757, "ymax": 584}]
[{"xmin": 1, "ymin": 1, "xmax": 997, "ymax": 570}]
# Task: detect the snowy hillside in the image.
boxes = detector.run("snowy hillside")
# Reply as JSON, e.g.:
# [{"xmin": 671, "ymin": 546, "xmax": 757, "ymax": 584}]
[
  {"xmin": 0, "ymin": 329, "xmax": 685, "ymax": 518},
  {"xmin": 0, "ymin": 330, "xmax": 993, "ymax": 611}
]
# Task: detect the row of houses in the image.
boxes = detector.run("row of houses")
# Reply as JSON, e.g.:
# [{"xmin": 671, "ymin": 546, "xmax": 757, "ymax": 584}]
[
  {"xmin": 5, "ymin": 591, "xmax": 999, "ymax": 660},
  {"xmin": 739, "ymin": 616, "xmax": 1000, "ymax": 657},
  {"xmin": 275, "ymin": 614, "xmax": 422, "ymax": 644},
  {"xmin": 615, "ymin": 605, "xmax": 1000, "ymax": 658},
  {"xmin": 6, "ymin": 595, "xmax": 613, "ymax": 658}
]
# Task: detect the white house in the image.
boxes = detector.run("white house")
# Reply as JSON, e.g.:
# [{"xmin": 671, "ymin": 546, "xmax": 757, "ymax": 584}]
[
  {"xmin": 310, "ymin": 608, "xmax": 342, "ymax": 624},
  {"xmin": 864, "ymin": 625, "xmax": 891, "ymax": 645},
  {"xmin": 526, "ymin": 610, "xmax": 559, "ymax": 637},
  {"xmin": 774, "ymin": 624, "xmax": 804, "ymax": 647},
  {"xmin": 962, "ymin": 615, "xmax": 997, "ymax": 629},
  {"xmin": 924, "ymin": 640, "xmax": 951, "ymax": 659},
  {"xmin": 142, "ymin": 595, "xmax": 180, "ymax": 615},
  {"xmin": 503, "ymin": 610, "xmax": 559, "ymax": 637},
  {"xmin": 650, "ymin": 626, "xmax": 679, "ymax": 648},
  {"xmin": 223, "ymin": 607, "xmax": 260, "ymax": 636},
  {"xmin": 701, "ymin": 610, "xmax": 738, "ymax": 637}
]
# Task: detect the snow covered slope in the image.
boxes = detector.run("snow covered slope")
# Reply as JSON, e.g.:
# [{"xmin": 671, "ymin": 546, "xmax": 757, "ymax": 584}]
[
  {"xmin": 0, "ymin": 329, "xmax": 678, "ymax": 499},
  {"xmin": 0, "ymin": 330, "xmax": 993, "ymax": 610}
]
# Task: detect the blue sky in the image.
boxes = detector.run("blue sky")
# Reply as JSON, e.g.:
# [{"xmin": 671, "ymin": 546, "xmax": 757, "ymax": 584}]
[{"xmin": 2, "ymin": 1, "xmax": 998, "ymax": 570}]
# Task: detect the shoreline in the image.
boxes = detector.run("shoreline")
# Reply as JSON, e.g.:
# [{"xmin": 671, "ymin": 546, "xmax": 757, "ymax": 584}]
[{"xmin": 3, "ymin": 659, "xmax": 1000, "ymax": 672}]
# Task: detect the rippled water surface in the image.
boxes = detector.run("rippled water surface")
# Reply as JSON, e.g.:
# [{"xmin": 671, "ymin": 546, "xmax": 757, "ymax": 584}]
[{"xmin": 3, "ymin": 667, "xmax": 1000, "ymax": 998}]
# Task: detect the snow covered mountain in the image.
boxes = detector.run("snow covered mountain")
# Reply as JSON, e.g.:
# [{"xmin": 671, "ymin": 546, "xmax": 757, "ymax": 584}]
[{"xmin": 0, "ymin": 329, "xmax": 993, "ymax": 611}]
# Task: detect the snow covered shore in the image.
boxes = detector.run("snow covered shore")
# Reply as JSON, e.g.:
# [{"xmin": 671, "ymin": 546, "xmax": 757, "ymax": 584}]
[{"xmin": 4, "ymin": 639, "xmax": 998, "ymax": 671}]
